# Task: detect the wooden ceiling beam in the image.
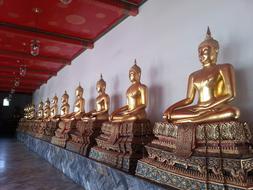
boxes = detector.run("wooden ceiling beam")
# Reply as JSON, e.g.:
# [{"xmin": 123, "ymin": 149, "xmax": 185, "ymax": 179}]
[
  {"xmin": 0, "ymin": 67, "xmax": 54, "ymax": 77},
  {"xmin": 0, "ymin": 65, "xmax": 57, "ymax": 76},
  {"xmin": 0, "ymin": 88, "xmax": 33, "ymax": 94},
  {"xmin": 0, "ymin": 86, "xmax": 37, "ymax": 91},
  {"xmin": 94, "ymin": 0, "xmax": 139, "ymax": 16},
  {"xmin": 0, "ymin": 74, "xmax": 49, "ymax": 82},
  {"xmin": 0, "ymin": 82, "xmax": 37, "ymax": 88},
  {"xmin": 0, "ymin": 49, "xmax": 70, "ymax": 66},
  {"xmin": 0, "ymin": 77, "xmax": 44, "ymax": 85},
  {"xmin": 0, "ymin": 23, "xmax": 94, "ymax": 49}
]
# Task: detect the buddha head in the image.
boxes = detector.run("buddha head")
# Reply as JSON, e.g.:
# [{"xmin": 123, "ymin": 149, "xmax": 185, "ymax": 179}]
[
  {"xmin": 129, "ymin": 59, "xmax": 141, "ymax": 83},
  {"xmin": 45, "ymin": 98, "xmax": 50, "ymax": 107},
  {"xmin": 75, "ymin": 83, "xmax": 84, "ymax": 98},
  {"xmin": 38, "ymin": 100, "xmax": 43, "ymax": 109},
  {"xmin": 52, "ymin": 94, "xmax": 58, "ymax": 105},
  {"xmin": 96, "ymin": 74, "xmax": 106, "ymax": 93},
  {"xmin": 61, "ymin": 91, "xmax": 69, "ymax": 104},
  {"xmin": 198, "ymin": 27, "xmax": 219, "ymax": 66}
]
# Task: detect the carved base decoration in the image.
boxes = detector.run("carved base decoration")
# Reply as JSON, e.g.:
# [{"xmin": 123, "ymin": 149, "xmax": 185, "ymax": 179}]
[
  {"xmin": 40, "ymin": 120, "xmax": 59, "ymax": 142},
  {"xmin": 28, "ymin": 120, "xmax": 40, "ymax": 137},
  {"xmin": 89, "ymin": 120, "xmax": 153, "ymax": 173},
  {"xmin": 66, "ymin": 120, "xmax": 105, "ymax": 155},
  {"xmin": 51, "ymin": 120, "xmax": 75, "ymax": 148},
  {"xmin": 34, "ymin": 121, "xmax": 46, "ymax": 139},
  {"xmin": 136, "ymin": 120, "xmax": 253, "ymax": 190},
  {"xmin": 17, "ymin": 119, "xmax": 29, "ymax": 133}
]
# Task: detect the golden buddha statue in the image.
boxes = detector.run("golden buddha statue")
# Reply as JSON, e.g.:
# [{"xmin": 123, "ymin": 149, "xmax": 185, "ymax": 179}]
[
  {"xmin": 81, "ymin": 75, "xmax": 109, "ymax": 121},
  {"xmin": 29, "ymin": 103, "xmax": 36, "ymax": 120},
  {"xmin": 60, "ymin": 91, "xmax": 70, "ymax": 119},
  {"xmin": 70, "ymin": 84, "xmax": 85, "ymax": 120},
  {"xmin": 110, "ymin": 60, "xmax": 148, "ymax": 122},
  {"xmin": 163, "ymin": 27, "xmax": 240, "ymax": 124},
  {"xmin": 43, "ymin": 98, "xmax": 51, "ymax": 120},
  {"xmin": 56, "ymin": 85, "xmax": 85, "ymax": 121},
  {"xmin": 37, "ymin": 100, "xmax": 44, "ymax": 120},
  {"xmin": 50, "ymin": 95, "xmax": 59, "ymax": 120},
  {"xmin": 24, "ymin": 106, "xmax": 28, "ymax": 119},
  {"xmin": 90, "ymin": 62, "xmax": 153, "ymax": 171}
]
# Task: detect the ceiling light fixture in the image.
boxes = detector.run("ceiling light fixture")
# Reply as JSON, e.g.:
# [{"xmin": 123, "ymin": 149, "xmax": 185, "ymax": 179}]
[
  {"xmin": 20, "ymin": 65, "xmax": 27, "ymax": 77},
  {"xmin": 30, "ymin": 39, "xmax": 40, "ymax": 56},
  {"xmin": 60, "ymin": 0, "xmax": 72, "ymax": 5},
  {"xmin": 14, "ymin": 78, "xmax": 20, "ymax": 87}
]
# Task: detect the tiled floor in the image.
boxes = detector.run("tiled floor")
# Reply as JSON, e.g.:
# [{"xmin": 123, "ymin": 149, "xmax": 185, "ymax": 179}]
[{"xmin": 0, "ymin": 138, "xmax": 84, "ymax": 190}]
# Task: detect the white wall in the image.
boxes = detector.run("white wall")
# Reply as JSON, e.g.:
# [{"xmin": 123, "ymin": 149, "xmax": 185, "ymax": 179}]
[{"xmin": 34, "ymin": 0, "xmax": 253, "ymax": 124}]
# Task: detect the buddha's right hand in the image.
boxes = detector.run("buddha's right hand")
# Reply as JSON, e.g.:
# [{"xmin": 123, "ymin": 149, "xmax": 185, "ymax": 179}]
[
  {"xmin": 163, "ymin": 108, "xmax": 173, "ymax": 121},
  {"xmin": 163, "ymin": 112, "xmax": 171, "ymax": 121}
]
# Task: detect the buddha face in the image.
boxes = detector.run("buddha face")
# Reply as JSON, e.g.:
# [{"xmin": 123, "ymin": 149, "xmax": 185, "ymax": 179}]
[
  {"xmin": 75, "ymin": 89, "xmax": 83, "ymax": 98},
  {"xmin": 198, "ymin": 45, "xmax": 218, "ymax": 66},
  {"xmin": 52, "ymin": 97, "xmax": 58, "ymax": 104},
  {"xmin": 129, "ymin": 71, "xmax": 140, "ymax": 83},
  {"xmin": 96, "ymin": 83, "xmax": 105, "ymax": 93},
  {"xmin": 61, "ymin": 96, "xmax": 68, "ymax": 104},
  {"xmin": 45, "ymin": 101, "xmax": 50, "ymax": 107}
]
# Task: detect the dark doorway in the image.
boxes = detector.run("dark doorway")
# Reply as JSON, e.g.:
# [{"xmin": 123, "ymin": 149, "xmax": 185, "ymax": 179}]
[{"xmin": 0, "ymin": 92, "xmax": 32, "ymax": 137}]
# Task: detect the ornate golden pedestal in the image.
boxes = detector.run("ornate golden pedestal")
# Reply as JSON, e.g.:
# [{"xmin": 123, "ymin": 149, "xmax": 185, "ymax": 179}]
[
  {"xmin": 17, "ymin": 119, "xmax": 28, "ymax": 133},
  {"xmin": 66, "ymin": 120, "xmax": 105, "ymax": 155},
  {"xmin": 40, "ymin": 120, "xmax": 59, "ymax": 142},
  {"xmin": 136, "ymin": 121, "xmax": 253, "ymax": 190},
  {"xmin": 34, "ymin": 121, "xmax": 47, "ymax": 139},
  {"xmin": 51, "ymin": 120, "xmax": 74, "ymax": 147},
  {"xmin": 89, "ymin": 120, "xmax": 153, "ymax": 173}
]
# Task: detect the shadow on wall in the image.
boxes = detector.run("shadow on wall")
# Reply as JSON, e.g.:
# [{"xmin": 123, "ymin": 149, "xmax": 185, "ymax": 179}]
[
  {"xmin": 88, "ymin": 86, "xmax": 96, "ymax": 111},
  {"xmin": 234, "ymin": 66, "xmax": 253, "ymax": 125},
  {"xmin": 222, "ymin": 39, "xmax": 253, "ymax": 125},
  {"xmin": 147, "ymin": 65, "xmax": 164, "ymax": 123},
  {"xmin": 88, "ymin": 98, "xmax": 96, "ymax": 112},
  {"xmin": 148, "ymin": 84, "xmax": 163, "ymax": 123},
  {"xmin": 111, "ymin": 76, "xmax": 123, "ymax": 112}
]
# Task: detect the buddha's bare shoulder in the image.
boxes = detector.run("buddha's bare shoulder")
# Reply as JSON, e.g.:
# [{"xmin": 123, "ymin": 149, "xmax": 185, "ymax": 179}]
[
  {"xmin": 189, "ymin": 68, "xmax": 203, "ymax": 78},
  {"xmin": 217, "ymin": 63, "xmax": 234, "ymax": 70},
  {"xmin": 139, "ymin": 83, "xmax": 148, "ymax": 90}
]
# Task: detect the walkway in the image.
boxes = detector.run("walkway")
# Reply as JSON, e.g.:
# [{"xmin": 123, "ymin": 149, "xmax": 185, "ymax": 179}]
[{"xmin": 0, "ymin": 138, "xmax": 84, "ymax": 190}]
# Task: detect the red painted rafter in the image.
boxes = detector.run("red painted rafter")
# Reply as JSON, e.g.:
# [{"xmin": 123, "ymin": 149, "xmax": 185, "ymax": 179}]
[
  {"xmin": 0, "ymin": 75, "xmax": 43, "ymax": 81},
  {"xmin": 0, "ymin": 65, "xmax": 57, "ymax": 76},
  {"xmin": 0, "ymin": 76, "xmax": 44, "ymax": 83},
  {"xmin": 0, "ymin": 59, "xmax": 59, "ymax": 74},
  {"xmin": 0, "ymin": 84, "xmax": 37, "ymax": 90},
  {"xmin": 0, "ymin": 83, "xmax": 38, "ymax": 89},
  {"xmin": 0, "ymin": 88, "xmax": 33, "ymax": 94},
  {"xmin": 0, "ymin": 73, "xmax": 49, "ymax": 82},
  {"xmin": 93, "ymin": 0, "xmax": 139, "ymax": 16},
  {"xmin": 0, "ymin": 23, "xmax": 94, "ymax": 49},
  {"xmin": 0, "ymin": 67, "xmax": 53, "ymax": 77},
  {"xmin": 0, "ymin": 71, "xmax": 50, "ymax": 81},
  {"xmin": 0, "ymin": 49, "xmax": 70, "ymax": 66}
]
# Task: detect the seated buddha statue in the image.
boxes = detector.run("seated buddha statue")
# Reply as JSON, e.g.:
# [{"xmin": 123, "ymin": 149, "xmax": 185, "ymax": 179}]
[
  {"xmin": 90, "ymin": 62, "xmax": 153, "ymax": 171},
  {"xmin": 24, "ymin": 106, "xmax": 28, "ymax": 119},
  {"xmin": 59, "ymin": 91, "xmax": 70, "ymax": 120},
  {"xmin": 37, "ymin": 100, "xmax": 44, "ymax": 120},
  {"xmin": 54, "ymin": 91, "xmax": 72, "ymax": 138},
  {"xmin": 29, "ymin": 104, "xmax": 36, "ymax": 120},
  {"xmin": 66, "ymin": 77, "xmax": 109, "ymax": 153},
  {"xmin": 163, "ymin": 27, "xmax": 240, "ymax": 124},
  {"xmin": 43, "ymin": 98, "xmax": 51, "ymax": 120},
  {"xmin": 50, "ymin": 95, "xmax": 60, "ymax": 120},
  {"xmin": 110, "ymin": 60, "xmax": 148, "ymax": 122},
  {"xmin": 81, "ymin": 75, "xmax": 109, "ymax": 122},
  {"xmin": 69, "ymin": 84, "xmax": 85, "ymax": 120}
]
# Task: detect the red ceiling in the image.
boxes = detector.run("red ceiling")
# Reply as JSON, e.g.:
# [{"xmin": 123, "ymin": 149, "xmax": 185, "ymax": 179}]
[{"xmin": 0, "ymin": 0, "xmax": 146, "ymax": 94}]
